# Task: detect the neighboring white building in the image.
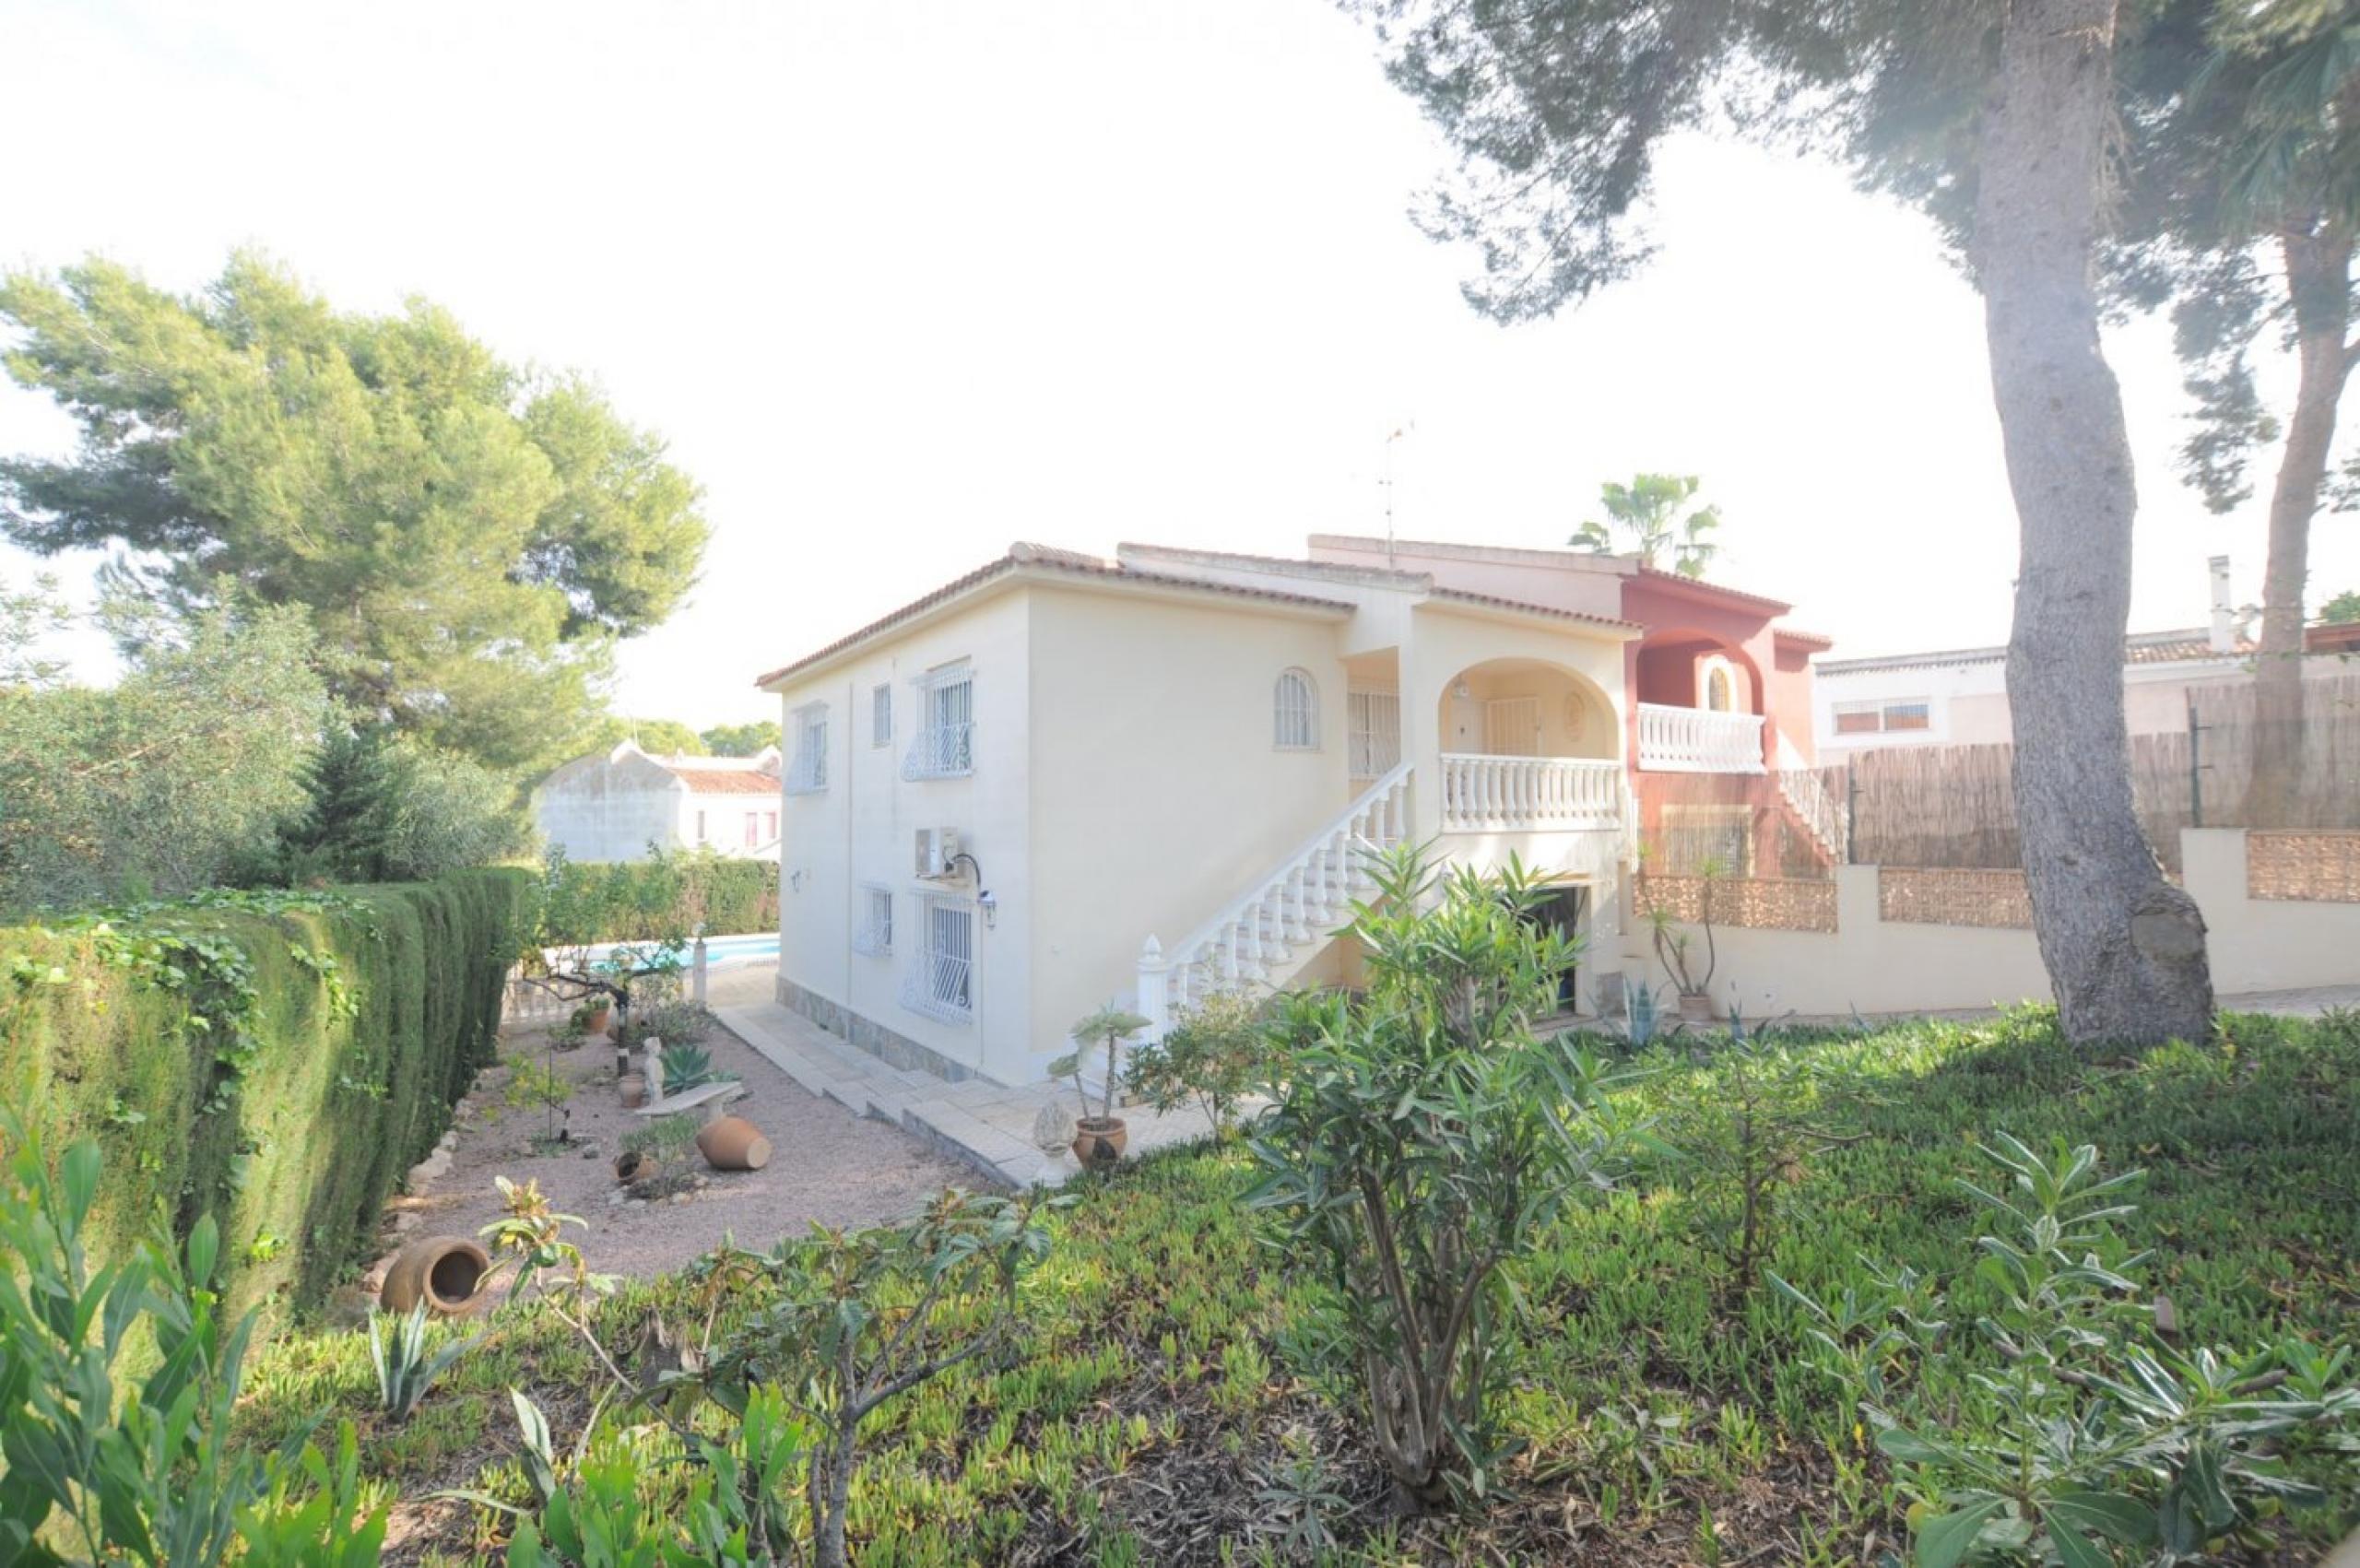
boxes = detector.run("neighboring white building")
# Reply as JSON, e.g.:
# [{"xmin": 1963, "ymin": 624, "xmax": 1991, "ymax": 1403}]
[
  {"xmin": 759, "ymin": 540, "xmax": 1645, "ymax": 1088},
  {"xmin": 1815, "ymin": 555, "xmax": 2359, "ymax": 756},
  {"xmin": 534, "ymin": 740, "xmax": 783, "ymax": 862}
]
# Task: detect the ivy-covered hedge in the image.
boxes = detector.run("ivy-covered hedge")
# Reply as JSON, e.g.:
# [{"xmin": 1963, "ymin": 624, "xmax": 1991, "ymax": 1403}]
[
  {"xmin": 537, "ymin": 851, "xmax": 777, "ymax": 945},
  {"xmin": 0, "ymin": 867, "xmax": 532, "ymax": 1316}
]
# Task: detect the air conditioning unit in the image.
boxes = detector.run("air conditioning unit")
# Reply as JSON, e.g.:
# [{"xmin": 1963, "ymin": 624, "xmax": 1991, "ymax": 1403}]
[{"xmin": 914, "ymin": 826, "xmax": 962, "ymax": 880}]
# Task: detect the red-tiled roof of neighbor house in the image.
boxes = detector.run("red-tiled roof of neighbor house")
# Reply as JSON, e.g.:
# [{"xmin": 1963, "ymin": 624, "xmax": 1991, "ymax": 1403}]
[
  {"xmin": 663, "ymin": 765, "xmax": 780, "ymax": 795},
  {"xmin": 2123, "ymin": 632, "xmax": 2254, "ymax": 664},
  {"xmin": 1117, "ymin": 542, "xmax": 1644, "ymax": 632},
  {"xmin": 752, "ymin": 543, "xmax": 1355, "ymax": 689},
  {"xmin": 1774, "ymin": 626, "xmax": 1835, "ymax": 650}
]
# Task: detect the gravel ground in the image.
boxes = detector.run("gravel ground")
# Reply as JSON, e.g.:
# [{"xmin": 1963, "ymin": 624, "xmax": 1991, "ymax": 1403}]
[{"xmin": 366, "ymin": 982, "xmax": 971, "ymax": 1297}]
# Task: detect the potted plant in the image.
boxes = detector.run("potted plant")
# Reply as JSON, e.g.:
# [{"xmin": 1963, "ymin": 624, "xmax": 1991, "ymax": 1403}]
[
  {"xmin": 570, "ymin": 994, "xmax": 613, "ymax": 1041},
  {"xmin": 1048, "ymin": 1003, "xmax": 1150, "ymax": 1170},
  {"xmin": 1641, "ymin": 853, "xmax": 1723, "ymax": 1023}
]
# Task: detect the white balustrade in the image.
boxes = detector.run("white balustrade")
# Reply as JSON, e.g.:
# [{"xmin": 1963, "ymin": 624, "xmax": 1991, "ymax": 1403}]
[
  {"xmin": 1138, "ymin": 762, "xmax": 1411, "ymax": 1029},
  {"xmin": 1773, "ymin": 729, "xmax": 1847, "ymax": 862},
  {"xmin": 1439, "ymin": 755, "xmax": 1622, "ymax": 831},
  {"xmin": 1635, "ymin": 702, "xmax": 1765, "ymax": 773}
]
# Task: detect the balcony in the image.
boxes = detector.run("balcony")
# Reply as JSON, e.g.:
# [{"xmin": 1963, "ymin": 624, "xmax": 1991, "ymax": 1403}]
[
  {"xmin": 1441, "ymin": 754, "xmax": 1622, "ymax": 831},
  {"xmin": 1636, "ymin": 702, "xmax": 1764, "ymax": 773}
]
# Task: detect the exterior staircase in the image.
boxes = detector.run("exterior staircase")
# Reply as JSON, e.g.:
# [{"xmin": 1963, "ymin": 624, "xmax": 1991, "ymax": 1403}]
[
  {"xmin": 1133, "ymin": 761, "xmax": 1413, "ymax": 1037},
  {"xmin": 1773, "ymin": 731, "xmax": 1847, "ymax": 867}
]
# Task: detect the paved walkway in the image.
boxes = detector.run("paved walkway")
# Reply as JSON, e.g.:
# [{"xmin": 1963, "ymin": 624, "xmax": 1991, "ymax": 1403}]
[{"xmin": 713, "ymin": 988, "xmax": 1219, "ymax": 1189}]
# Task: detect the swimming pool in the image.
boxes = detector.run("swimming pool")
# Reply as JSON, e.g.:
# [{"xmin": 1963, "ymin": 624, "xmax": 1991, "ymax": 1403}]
[{"xmin": 561, "ymin": 932, "xmax": 780, "ymax": 973}]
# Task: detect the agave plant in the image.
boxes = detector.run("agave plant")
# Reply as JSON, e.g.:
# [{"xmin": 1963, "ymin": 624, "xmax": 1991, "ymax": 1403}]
[{"xmin": 370, "ymin": 1302, "xmax": 477, "ymax": 1421}]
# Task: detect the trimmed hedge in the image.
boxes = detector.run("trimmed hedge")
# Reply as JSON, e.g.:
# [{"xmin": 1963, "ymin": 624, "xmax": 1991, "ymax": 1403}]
[
  {"xmin": 539, "ymin": 854, "xmax": 777, "ymax": 944},
  {"xmin": 0, "ymin": 867, "xmax": 532, "ymax": 1317}
]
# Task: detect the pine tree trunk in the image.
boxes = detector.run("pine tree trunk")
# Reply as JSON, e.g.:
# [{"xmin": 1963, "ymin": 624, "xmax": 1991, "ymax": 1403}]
[
  {"xmin": 1976, "ymin": 0, "xmax": 2212, "ymax": 1045},
  {"xmin": 2248, "ymin": 229, "xmax": 2354, "ymax": 827}
]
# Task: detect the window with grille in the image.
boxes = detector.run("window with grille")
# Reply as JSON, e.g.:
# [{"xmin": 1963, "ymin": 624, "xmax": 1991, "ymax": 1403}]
[
  {"xmin": 871, "ymin": 683, "xmax": 891, "ymax": 747},
  {"xmin": 1274, "ymin": 668, "xmax": 1318, "ymax": 749},
  {"xmin": 1347, "ymin": 689, "xmax": 1400, "ymax": 778},
  {"xmin": 898, "ymin": 896, "xmax": 974, "ymax": 1023},
  {"xmin": 903, "ymin": 664, "xmax": 974, "ymax": 779},
  {"xmin": 853, "ymin": 886, "xmax": 893, "ymax": 957},
  {"xmin": 743, "ymin": 812, "xmax": 759, "ymax": 848},
  {"xmin": 785, "ymin": 703, "xmax": 829, "ymax": 792},
  {"xmin": 1834, "ymin": 698, "xmax": 1931, "ymax": 735}
]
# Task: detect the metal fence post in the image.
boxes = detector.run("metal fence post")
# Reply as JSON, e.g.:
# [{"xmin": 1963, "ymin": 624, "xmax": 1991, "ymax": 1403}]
[
  {"xmin": 2186, "ymin": 693, "xmax": 2203, "ymax": 830},
  {"xmin": 1845, "ymin": 766, "xmax": 1859, "ymax": 864}
]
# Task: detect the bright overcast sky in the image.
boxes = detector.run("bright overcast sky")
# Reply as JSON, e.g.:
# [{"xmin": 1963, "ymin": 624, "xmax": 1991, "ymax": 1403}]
[{"xmin": 5, "ymin": 0, "xmax": 2354, "ymax": 730}]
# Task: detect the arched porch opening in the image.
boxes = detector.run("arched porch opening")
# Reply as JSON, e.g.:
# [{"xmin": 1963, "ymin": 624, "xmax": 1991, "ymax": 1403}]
[
  {"xmin": 1434, "ymin": 657, "xmax": 1621, "ymax": 831},
  {"xmin": 1633, "ymin": 629, "xmax": 1768, "ymax": 774}
]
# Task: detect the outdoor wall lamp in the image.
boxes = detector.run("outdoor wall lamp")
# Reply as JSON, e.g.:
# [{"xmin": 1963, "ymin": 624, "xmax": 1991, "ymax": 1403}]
[{"xmin": 947, "ymin": 851, "xmax": 997, "ymax": 927}]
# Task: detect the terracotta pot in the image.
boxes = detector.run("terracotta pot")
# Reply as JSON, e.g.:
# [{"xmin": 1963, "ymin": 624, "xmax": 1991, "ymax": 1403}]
[
  {"xmin": 1071, "ymin": 1116, "xmax": 1128, "ymax": 1170},
  {"xmin": 696, "ymin": 1114, "xmax": 771, "ymax": 1172},
  {"xmin": 615, "ymin": 1149, "xmax": 659, "ymax": 1183},
  {"xmin": 618, "ymin": 1072, "xmax": 648, "ymax": 1109},
  {"xmin": 381, "ymin": 1236, "xmax": 490, "ymax": 1317},
  {"xmin": 1677, "ymin": 993, "xmax": 1716, "ymax": 1025}
]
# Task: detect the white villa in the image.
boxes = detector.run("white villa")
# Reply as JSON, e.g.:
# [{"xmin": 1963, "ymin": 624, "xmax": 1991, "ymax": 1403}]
[
  {"xmin": 534, "ymin": 740, "xmax": 784, "ymax": 863},
  {"xmin": 757, "ymin": 539, "xmax": 1658, "ymax": 1087}
]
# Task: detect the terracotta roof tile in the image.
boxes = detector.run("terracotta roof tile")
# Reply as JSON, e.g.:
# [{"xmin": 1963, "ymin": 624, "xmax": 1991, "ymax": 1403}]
[
  {"xmin": 753, "ymin": 544, "xmax": 1353, "ymax": 689},
  {"xmin": 663, "ymin": 765, "xmax": 780, "ymax": 795}
]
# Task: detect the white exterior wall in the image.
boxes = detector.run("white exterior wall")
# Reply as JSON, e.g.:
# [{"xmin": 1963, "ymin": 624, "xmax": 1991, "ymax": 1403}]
[
  {"xmin": 774, "ymin": 589, "xmax": 1035, "ymax": 1082},
  {"xmin": 1816, "ymin": 653, "xmax": 2350, "ymax": 756},
  {"xmin": 1026, "ymin": 584, "xmax": 1355, "ymax": 1075},
  {"xmin": 1636, "ymin": 831, "xmax": 2360, "ymax": 1016},
  {"xmin": 766, "ymin": 559, "xmax": 1647, "ymax": 1087},
  {"xmin": 536, "ymin": 762, "xmax": 685, "ymax": 861}
]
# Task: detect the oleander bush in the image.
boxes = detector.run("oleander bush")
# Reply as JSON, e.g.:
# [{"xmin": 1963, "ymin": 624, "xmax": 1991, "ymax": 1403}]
[
  {"xmin": 0, "ymin": 867, "xmax": 531, "ymax": 1316},
  {"xmin": 203, "ymin": 1007, "xmax": 2355, "ymax": 1564}
]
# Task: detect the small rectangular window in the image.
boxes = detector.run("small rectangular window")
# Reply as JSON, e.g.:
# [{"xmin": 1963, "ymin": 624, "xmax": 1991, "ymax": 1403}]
[
  {"xmin": 765, "ymin": 811, "xmax": 778, "ymax": 841},
  {"xmin": 744, "ymin": 812, "xmax": 759, "ymax": 848},
  {"xmin": 786, "ymin": 703, "xmax": 828, "ymax": 793},
  {"xmin": 1882, "ymin": 701, "xmax": 1930, "ymax": 731},
  {"xmin": 871, "ymin": 683, "xmax": 891, "ymax": 747},
  {"xmin": 694, "ymin": 809, "xmax": 707, "ymax": 843},
  {"xmin": 1833, "ymin": 698, "xmax": 1931, "ymax": 735},
  {"xmin": 853, "ymin": 886, "xmax": 893, "ymax": 957}
]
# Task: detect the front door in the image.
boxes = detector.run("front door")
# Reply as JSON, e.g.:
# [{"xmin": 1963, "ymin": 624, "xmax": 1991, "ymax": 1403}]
[{"xmin": 1528, "ymin": 885, "xmax": 1587, "ymax": 1014}]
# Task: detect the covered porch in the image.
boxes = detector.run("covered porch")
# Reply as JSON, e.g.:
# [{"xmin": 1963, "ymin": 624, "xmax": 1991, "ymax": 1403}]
[{"xmin": 1434, "ymin": 656, "xmax": 1622, "ymax": 831}]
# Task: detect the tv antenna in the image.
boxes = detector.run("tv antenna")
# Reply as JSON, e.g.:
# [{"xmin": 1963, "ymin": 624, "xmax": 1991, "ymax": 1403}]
[{"xmin": 1380, "ymin": 421, "xmax": 1415, "ymax": 567}]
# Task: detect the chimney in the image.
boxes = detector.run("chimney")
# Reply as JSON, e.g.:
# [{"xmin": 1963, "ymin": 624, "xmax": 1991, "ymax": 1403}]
[{"xmin": 2208, "ymin": 555, "xmax": 2235, "ymax": 653}]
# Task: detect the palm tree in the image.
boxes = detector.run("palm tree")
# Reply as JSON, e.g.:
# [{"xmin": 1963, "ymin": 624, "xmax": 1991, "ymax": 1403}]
[{"xmin": 1570, "ymin": 474, "xmax": 1722, "ymax": 579}]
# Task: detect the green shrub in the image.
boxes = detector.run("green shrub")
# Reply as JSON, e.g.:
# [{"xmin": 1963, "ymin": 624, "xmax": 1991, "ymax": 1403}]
[
  {"xmin": 1777, "ymin": 1135, "xmax": 2360, "ymax": 1567},
  {"xmin": 0, "ymin": 1106, "xmax": 386, "ymax": 1564},
  {"xmin": 1123, "ymin": 988, "xmax": 1273, "ymax": 1138},
  {"xmin": 533, "ymin": 846, "xmax": 776, "ymax": 948},
  {"xmin": 0, "ymin": 867, "xmax": 532, "ymax": 1316},
  {"xmin": 1248, "ymin": 844, "xmax": 1646, "ymax": 1505}
]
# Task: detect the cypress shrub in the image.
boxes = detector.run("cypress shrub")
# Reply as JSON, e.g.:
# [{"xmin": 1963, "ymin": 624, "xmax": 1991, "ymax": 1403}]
[
  {"xmin": 0, "ymin": 867, "xmax": 532, "ymax": 1317},
  {"xmin": 537, "ymin": 853, "xmax": 777, "ymax": 945}
]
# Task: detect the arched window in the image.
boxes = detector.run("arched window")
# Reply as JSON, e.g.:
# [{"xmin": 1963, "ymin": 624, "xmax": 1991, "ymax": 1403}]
[
  {"xmin": 1705, "ymin": 664, "xmax": 1735, "ymax": 713},
  {"xmin": 1273, "ymin": 668, "xmax": 1318, "ymax": 749}
]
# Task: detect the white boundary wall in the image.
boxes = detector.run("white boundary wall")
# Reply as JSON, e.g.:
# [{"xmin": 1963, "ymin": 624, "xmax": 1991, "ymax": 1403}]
[{"xmin": 1634, "ymin": 829, "xmax": 2360, "ymax": 1017}]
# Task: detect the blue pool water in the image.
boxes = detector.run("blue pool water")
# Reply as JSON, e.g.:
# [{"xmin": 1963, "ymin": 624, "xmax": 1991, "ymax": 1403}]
[{"xmin": 570, "ymin": 932, "xmax": 779, "ymax": 972}]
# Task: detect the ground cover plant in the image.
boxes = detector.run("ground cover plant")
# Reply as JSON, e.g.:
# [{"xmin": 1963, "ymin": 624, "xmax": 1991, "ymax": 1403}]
[{"xmin": 194, "ymin": 1004, "xmax": 2355, "ymax": 1564}]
